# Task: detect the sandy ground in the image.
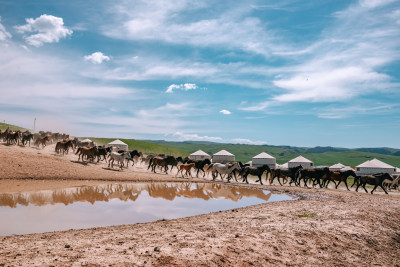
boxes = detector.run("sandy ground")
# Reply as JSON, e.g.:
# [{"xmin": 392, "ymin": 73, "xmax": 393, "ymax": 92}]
[{"xmin": 0, "ymin": 142, "xmax": 399, "ymax": 266}]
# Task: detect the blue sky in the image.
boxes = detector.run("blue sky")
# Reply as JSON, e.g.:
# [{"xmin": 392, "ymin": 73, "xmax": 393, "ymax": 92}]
[{"xmin": 0, "ymin": 0, "xmax": 399, "ymax": 148}]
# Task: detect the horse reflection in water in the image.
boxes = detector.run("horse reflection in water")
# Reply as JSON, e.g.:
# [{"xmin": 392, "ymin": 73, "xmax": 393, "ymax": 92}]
[{"xmin": 0, "ymin": 183, "xmax": 272, "ymax": 208}]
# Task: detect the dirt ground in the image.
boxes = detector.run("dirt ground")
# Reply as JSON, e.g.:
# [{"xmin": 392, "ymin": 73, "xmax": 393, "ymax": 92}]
[{"xmin": 0, "ymin": 143, "xmax": 399, "ymax": 266}]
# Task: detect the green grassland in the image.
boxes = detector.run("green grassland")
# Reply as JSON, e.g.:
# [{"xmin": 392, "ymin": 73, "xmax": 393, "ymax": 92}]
[{"xmin": 86, "ymin": 138, "xmax": 189, "ymax": 157}]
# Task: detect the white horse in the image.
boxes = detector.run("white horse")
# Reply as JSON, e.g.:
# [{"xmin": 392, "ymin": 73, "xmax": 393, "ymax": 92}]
[
  {"xmin": 208, "ymin": 162, "xmax": 240, "ymax": 182},
  {"xmin": 108, "ymin": 152, "xmax": 131, "ymax": 169}
]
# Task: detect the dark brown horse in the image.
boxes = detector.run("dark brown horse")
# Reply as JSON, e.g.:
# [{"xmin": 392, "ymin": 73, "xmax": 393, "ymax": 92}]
[
  {"xmin": 323, "ymin": 169, "xmax": 357, "ymax": 190},
  {"xmin": 148, "ymin": 156, "xmax": 178, "ymax": 174},
  {"xmin": 55, "ymin": 140, "xmax": 74, "ymax": 155},
  {"xmin": 76, "ymin": 146, "xmax": 98, "ymax": 162}
]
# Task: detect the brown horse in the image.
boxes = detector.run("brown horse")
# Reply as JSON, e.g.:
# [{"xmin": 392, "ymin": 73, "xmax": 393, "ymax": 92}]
[
  {"xmin": 323, "ymin": 169, "xmax": 356, "ymax": 190},
  {"xmin": 76, "ymin": 146, "xmax": 98, "ymax": 162},
  {"xmin": 176, "ymin": 163, "xmax": 196, "ymax": 178},
  {"xmin": 34, "ymin": 135, "xmax": 49, "ymax": 148},
  {"xmin": 268, "ymin": 169, "xmax": 288, "ymax": 185},
  {"xmin": 55, "ymin": 140, "xmax": 74, "ymax": 155}
]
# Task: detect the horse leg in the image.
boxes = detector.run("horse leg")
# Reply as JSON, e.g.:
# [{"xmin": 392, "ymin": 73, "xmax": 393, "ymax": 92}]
[
  {"xmin": 259, "ymin": 174, "xmax": 263, "ymax": 185},
  {"xmin": 335, "ymin": 181, "xmax": 341, "ymax": 189},
  {"xmin": 362, "ymin": 183, "xmax": 368, "ymax": 193},
  {"xmin": 380, "ymin": 184, "xmax": 389, "ymax": 194},
  {"xmin": 371, "ymin": 184, "xmax": 378, "ymax": 194}
]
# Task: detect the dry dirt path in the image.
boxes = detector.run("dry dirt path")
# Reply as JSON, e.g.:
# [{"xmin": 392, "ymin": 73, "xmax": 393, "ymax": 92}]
[{"xmin": 0, "ymin": 143, "xmax": 399, "ymax": 266}]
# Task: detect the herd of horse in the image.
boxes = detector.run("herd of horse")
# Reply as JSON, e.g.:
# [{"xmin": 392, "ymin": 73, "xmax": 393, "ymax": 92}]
[
  {"xmin": 0, "ymin": 128, "xmax": 70, "ymax": 148},
  {"xmin": 2, "ymin": 127, "xmax": 399, "ymax": 195}
]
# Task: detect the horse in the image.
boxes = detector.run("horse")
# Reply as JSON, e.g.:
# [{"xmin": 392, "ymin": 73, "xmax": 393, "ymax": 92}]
[
  {"xmin": 241, "ymin": 164, "xmax": 272, "ymax": 185},
  {"xmin": 185, "ymin": 159, "xmax": 212, "ymax": 177},
  {"xmin": 96, "ymin": 146, "xmax": 112, "ymax": 162},
  {"xmin": 108, "ymin": 151, "xmax": 131, "ymax": 169},
  {"xmin": 148, "ymin": 156, "xmax": 178, "ymax": 174},
  {"xmin": 323, "ymin": 169, "xmax": 357, "ymax": 190},
  {"xmin": 21, "ymin": 133, "xmax": 34, "ymax": 146},
  {"xmin": 212, "ymin": 162, "xmax": 240, "ymax": 182},
  {"xmin": 268, "ymin": 169, "xmax": 288, "ymax": 186},
  {"xmin": 34, "ymin": 135, "xmax": 49, "ymax": 148},
  {"xmin": 272, "ymin": 166, "xmax": 303, "ymax": 186},
  {"xmin": 75, "ymin": 146, "xmax": 98, "ymax": 162},
  {"xmin": 355, "ymin": 173, "xmax": 393, "ymax": 194},
  {"xmin": 382, "ymin": 174, "xmax": 400, "ymax": 191},
  {"xmin": 126, "ymin": 150, "xmax": 142, "ymax": 166},
  {"xmin": 6, "ymin": 131, "xmax": 21, "ymax": 145},
  {"xmin": 176, "ymin": 163, "xmax": 196, "ymax": 178},
  {"xmin": 296, "ymin": 168, "xmax": 328, "ymax": 187},
  {"xmin": 55, "ymin": 140, "xmax": 74, "ymax": 155}
]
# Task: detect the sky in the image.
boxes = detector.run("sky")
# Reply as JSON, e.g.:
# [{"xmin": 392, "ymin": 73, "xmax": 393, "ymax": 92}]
[{"xmin": 0, "ymin": 0, "xmax": 399, "ymax": 148}]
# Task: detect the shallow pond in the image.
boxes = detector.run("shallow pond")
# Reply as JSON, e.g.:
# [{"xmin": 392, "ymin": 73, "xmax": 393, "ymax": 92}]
[{"xmin": 0, "ymin": 182, "xmax": 293, "ymax": 236}]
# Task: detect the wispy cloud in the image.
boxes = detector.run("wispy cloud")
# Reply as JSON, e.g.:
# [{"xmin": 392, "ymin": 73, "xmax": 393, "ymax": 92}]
[
  {"xmin": 219, "ymin": 109, "xmax": 231, "ymax": 115},
  {"xmin": 14, "ymin": 14, "xmax": 73, "ymax": 47},
  {"xmin": 317, "ymin": 103, "xmax": 399, "ymax": 119},
  {"xmin": 231, "ymin": 138, "xmax": 267, "ymax": 145},
  {"xmin": 0, "ymin": 17, "xmax": 12, "ymax": 41},
  {"xmin": 84, "ymin": 52, "xmax": 110, "ymax": 64},
  {"xmin": 166, "ymin": 83, "xmax": 198, "ymax": 93},
  {"xmin": 241, "ymin": 0, "xmax": 400, "ymax": 112},
  {"xmin": 102, "ymin": 1, "xmax": 280, "ymax": 57},
  {"xmin": 173, "ymin": 131, "xmax": 222, "ymax": 142}
]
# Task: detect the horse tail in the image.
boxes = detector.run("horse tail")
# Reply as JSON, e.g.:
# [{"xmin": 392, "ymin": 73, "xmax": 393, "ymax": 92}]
[
  {"xmin": 148, "ymin": 157, "xmax": 153, "ymax": 170},
  {"xmin": 75, "ymin": 147, "xmax": 81, "ymax": 155}
]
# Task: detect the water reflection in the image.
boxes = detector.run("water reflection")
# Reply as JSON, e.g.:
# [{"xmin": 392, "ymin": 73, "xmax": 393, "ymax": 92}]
[
  {"xmin": 0, "ymin": 183, "xmax": 292, "ymax": 236},
  {"xmin": 0, "ymin": 183, "xmax": 272, "ymax": 208}
]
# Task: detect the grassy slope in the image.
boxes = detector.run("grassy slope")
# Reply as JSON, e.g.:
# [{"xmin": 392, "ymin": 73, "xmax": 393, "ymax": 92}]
[
  {"xmin": 0, "ymin": 123, "xmax": 30, "ymax": 132},
  {"xmin": 146, "ymin": 141, "xmax": 400, "ymax": 167},
  {"xmin": 86, "ymin": 138, "xmax": 189, "ymax": 157}
]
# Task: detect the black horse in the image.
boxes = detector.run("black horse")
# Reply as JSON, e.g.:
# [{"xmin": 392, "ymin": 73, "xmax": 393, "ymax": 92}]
[
  {"xmin": 296, "ymin": 168, "xmax": 328, "ymax": 187},
  {"xmin": 185, "ymin": 159, "xmax": 212, "ymax": 177},
  {"xmin": 21, "ymin": 133, "xmax": 34, "ymax": 146},
  {"xmin": 355, "ymin": 173, "xmax": 393, "ymax": 194},
  {"xmin": 273, "ymin": 166, "xmax": 303, "ymax": 186},
  {"xmin": 241, "ymin": 164, "xmax": 271, "ymax": 185},
  {"xmin": 97, "ymin": 146, "xmax": 112, "ymax": 162}
]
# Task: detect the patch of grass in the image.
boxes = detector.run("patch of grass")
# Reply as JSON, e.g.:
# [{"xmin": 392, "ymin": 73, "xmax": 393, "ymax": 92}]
[
  {"xmin": 296, "ymin": 212, "xmax": 317, "ymax": 218},
  {"xmin": 278, "ymin": 213, "xmax": 286, "ymax": 216},
  {"xmin": 253, "ymin": 216, "xmax": 268, "ymax": 220}
]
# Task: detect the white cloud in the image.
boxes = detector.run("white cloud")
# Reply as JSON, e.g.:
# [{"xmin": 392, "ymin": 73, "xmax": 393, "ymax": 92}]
[
  {"xmin": 14, "ymin": 14, "xmax": 72, "ymax": 47},
  {"xmin": 241, "ymin": 0, "xmax": 400, "ymax": 111},
  {"xmin": 219, "ymin": 109, "xmax": 231, "ymax": 115},
  {"xmin": 0, "ymin": 17, "xmax": 12, "ymax": 41},
  {"xmin": 166, "ymin": 83, "xmax": 198, "ymax": 93},
  {"xmin": 174, "ymin": 131, "xmax": 222, "ymax": 142},
  {"xmin": 84, "ymin": 52, "xmax": 111, "ymax": 64},
  {"xmin": 102, "ymin": 1, "xmax": 279, "ymax": 57},
  {"xmin": 231, "ymin": 138, "xmax": 267, "ymax": 145}
]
